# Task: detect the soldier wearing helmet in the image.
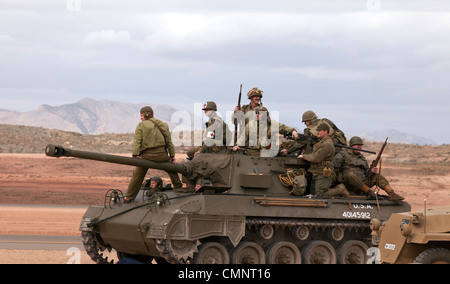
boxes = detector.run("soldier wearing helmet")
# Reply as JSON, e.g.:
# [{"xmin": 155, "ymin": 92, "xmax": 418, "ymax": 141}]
[
  {"xmin": 285, "ymin": 110, "xmax": 347, "ymax": 155},
  {"xmin": 124, "ymin": 106, "xmax": 182, "ymax": 202},
  {"xmin": 334, "ymin": 136, "xmax": 404, "ymax": 200},
  {"xmin": 186, "ymin": 101, "xmax": 231, "ymax": 159},
  {"xmin": 297, "ymin": 123, "xmax": 346, "ymax": 197}
]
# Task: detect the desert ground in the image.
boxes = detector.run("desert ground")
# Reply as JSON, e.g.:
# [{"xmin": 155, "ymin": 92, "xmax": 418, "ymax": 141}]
[{"xmin": 1, "ymin": 144, "xmax": 449, "ymax": 264}]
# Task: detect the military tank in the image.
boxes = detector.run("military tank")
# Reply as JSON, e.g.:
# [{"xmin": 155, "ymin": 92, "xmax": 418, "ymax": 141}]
[{"xmin": 45, "ymin": 144, "xmax": 410, "ymax": 264}]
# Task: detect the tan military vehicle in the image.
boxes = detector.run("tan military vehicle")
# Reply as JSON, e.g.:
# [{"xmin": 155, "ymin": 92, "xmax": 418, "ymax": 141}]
[{"xmin": 370, "ymin": 204, "xmax": 450, "ymax": 264}]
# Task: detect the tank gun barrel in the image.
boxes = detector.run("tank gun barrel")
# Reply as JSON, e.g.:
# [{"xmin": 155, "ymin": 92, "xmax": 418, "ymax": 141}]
[{"xmin": 45, "ymin": 144, "xmax": 187, "ymax": 174}]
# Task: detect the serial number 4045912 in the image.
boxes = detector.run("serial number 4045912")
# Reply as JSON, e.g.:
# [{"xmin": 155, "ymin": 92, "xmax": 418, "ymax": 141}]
[{"xmin": 342, "ymin": 211, "xmax": 371, "ymax": 219}]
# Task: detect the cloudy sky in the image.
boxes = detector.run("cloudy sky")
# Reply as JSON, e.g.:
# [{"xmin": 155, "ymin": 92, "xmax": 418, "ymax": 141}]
[{"xmin": 1, "ymin": 0, "xmax": 449, "ymax": 144}]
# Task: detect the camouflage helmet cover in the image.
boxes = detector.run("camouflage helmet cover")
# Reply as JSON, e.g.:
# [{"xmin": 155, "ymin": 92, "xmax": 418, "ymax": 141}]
[
  {"xmin": 247, "ymin": 87, "xmax": 263, "ymax": 99},
  {"xmin": 302, "ymin": 110, "xmax": 317, "ymax": 122}
]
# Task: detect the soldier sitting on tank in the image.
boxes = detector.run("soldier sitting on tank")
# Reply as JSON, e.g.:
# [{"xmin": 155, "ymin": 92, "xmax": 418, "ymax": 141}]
[
  {"xmin": 124, "ymin": 106, "xmax": 182, "ymax": 203},
  {"xmin": 186, "ymin": 101, "xmax": 231, "ymax": 160},
  {"xmin": 297, "ymin": 123, "xmax": 350, "ymax": 198},
  {"xmin": 284, "ymin": 110, "xmax": 347, "ymax": 155},
  {"xmin": 232, "ymin": 107, "xmax": 298, "ymax": 156},
  {"xmin": 231, "ymin": 87, "xmax": 298, "ymax": 156},
  {"xmin": 333, "ymin": 136, "xmax": 404, "ymax": 200}
]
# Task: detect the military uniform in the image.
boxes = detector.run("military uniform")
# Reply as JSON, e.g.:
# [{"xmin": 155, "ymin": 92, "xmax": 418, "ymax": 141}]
[
  {"xmin": 235, "ymin": 117, "xmax": 296, "ymax": 156},
  {"xmin": 187, "ymin": 101, "xmax": 231, "ymax": 159},
  {"xmin": 233, "ymin": 88, "xmax": 296, "ymax": 156},
  {"xmin": 126, "ymin": 107, "xmax": 182, "ymax": 200},
  {"xmin": 300, "ymin": 124, "xmax": 335, "ymax": 197},
  {"xmin": 333, "ymin": 136, "xmax": 404, "ymax": 200},
  {"xmin": 288, "ymin": 110, "xmax": 347, "ymax": 155}
]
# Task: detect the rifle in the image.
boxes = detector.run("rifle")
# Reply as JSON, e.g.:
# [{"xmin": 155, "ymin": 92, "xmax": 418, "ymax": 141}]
[
  {"xmin": 366, "ymin": 137, "xmax": 388, "ymax": 183},
  {"xmin": 284, "ymin": 132, "xmax": 376, "ymax": 155},
  {"xmin": 234, "ymin": 84, "xmax": 242, "ymax": 145}
]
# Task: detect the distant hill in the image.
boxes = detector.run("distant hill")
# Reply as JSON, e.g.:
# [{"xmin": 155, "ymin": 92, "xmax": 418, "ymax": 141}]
[
  {"xmin": 1, "ymin": 124, "xmax": 449, "ymax": 165},
  {"xmin": 0, "ymin": 98, "xmax": 190, "ymax": 135}
]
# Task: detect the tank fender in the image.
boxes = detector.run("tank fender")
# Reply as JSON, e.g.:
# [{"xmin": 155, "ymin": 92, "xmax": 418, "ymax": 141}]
[
  {"xmin": 147, "ymin": 214, "xmax": 245, "ymax": 247},
  {"xmin": 79, "ymin": 206, "xmax": 104, "ymax": 232}
]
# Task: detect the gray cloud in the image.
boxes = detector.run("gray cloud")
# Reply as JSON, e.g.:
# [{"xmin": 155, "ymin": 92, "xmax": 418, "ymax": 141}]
[{"xmin": 0, "ymin": 0, "xmax": 449, "ymax": 144}]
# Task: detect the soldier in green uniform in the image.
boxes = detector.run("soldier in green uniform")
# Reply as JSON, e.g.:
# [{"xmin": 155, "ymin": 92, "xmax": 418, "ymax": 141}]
[
  {"xmin": 334, "ymin": 136, "xmax": 404, "ymax": 200},
  {"xmin": 297, "ymin": 123, "xmax": 350, "ymax": 197},
  {"xmin": 186, "ymin": 101, "xmax": 231, "ymax": 159},
  {"xmin": 286, "ymin": 110, "xmax": 347, "ymax": 155},
  {"xmin": 232, "ymin": 87, "xmax": 298, "ymax": 156},
  {"xmin": 124, "ymin": 106, "xmax": 182, "ymax": 202},
  {"xmin": 298, "ymin": 123, "xmax": 339, "ymax": 197}
]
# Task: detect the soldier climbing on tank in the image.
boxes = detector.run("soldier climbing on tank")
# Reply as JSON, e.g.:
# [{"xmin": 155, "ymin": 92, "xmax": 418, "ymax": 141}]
[
  {"xmin": 333, "ymin": 136, "xmax": 404, "ymax": 200},
  {"xmin": 232, "ymin": 87, "xmax": 298, "ymax": 156},
  {"xmin": 298, "ymin": 123, "xmax": 350, "ymax": 198},
  {"xmin": 124, "ymin": 106, "xmax": 182, "ymax": 203},
  {"xmin": 186, "ymin": 101, "xmax": 231, "ymax": 159},
  {"xmin": 284, "ymin": 110, "xmax": 347, "ymax": 155}
]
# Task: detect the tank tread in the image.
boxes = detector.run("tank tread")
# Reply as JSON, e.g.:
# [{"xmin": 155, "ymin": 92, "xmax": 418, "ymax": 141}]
[
  {"xmin": 246, "ymin": 217, "xmax": 370, "ymax": 232},
  {"xmin": 81, "ymin": 231, "xmax": 115, "ymax": 264}
]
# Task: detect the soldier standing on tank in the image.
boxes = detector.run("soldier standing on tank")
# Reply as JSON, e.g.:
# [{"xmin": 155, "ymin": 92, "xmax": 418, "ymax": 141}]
[
  {"xmin": 186, "ymin": 101, "xmax": 231, "ymax": 159},
  {"xmin": 124, "ymin": 106, "xmax": 182, "ymax": 203},
  {"xmin": 232, "ymin": 87, "xmax": 298, "ymax": 155},
  {"xmin": 334, "ymin": 136, "xmax": 404, "ymax": 200},
  {"xmin": 298, "ymin": 123, "xmax": 347, "ymax": 197}
]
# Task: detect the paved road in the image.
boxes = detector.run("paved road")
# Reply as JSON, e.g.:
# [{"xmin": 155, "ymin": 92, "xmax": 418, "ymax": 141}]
[{"xmin": 0, "ymin": 234, "xmax": 84, "ymax": 250}]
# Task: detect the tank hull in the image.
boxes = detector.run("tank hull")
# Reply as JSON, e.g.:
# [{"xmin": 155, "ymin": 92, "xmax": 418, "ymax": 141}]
[{"xmin": 81, "ymin": 191, "xmax": 410, "ymax": 263}]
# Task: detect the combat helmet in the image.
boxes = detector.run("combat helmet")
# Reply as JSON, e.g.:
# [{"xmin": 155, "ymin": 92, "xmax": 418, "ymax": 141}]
[
  {"xmin": 349, "ymin": 136, "xmax": 364, "ymax": 146},
  {"xmin": 302, "ymin": 110, "xmax": 317, "ymax": 122},
  {"xmin": 202, "ymin": 101, "xmax": 217, "ymax": 111},
  {"xmin": 247, "ymin": 87, "xmax": 263, "ymax": 99},
  {"xmin": 150, "ymin": 176, "xmax": 163, "ymax": 188}
]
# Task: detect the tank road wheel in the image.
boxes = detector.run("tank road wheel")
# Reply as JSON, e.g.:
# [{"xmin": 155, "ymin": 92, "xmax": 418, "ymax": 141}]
[
  {"xmin": 266, "ymin": 241, "xmax": 301, "ymax": 264},
  {"xmin": 292, "ymin": 225, "xmax": 310, "ymax": 241},
  {"xmin": 194, "ymin": 242, "xmax": 230, "ymax": 264},
  {"xmin": 414, "ymin": 248, "xmax": 450, "ymax": 264},
  {"xmin": 302, "ymin": 241, "xmax": 337, "ymax": 264},
  {"xmin": 337, "ymin": 240, "xmax": 369, "ymax": 264},
  {"xmin": 231, "ymin": 242, "xmax": 266, "ymax": 264},
  {"xmin": 81, "ymin": 231, "xmax": 115, "ymax": 264}
]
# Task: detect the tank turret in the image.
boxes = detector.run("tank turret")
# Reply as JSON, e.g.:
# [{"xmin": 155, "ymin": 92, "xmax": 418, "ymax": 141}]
[{"xmin": 45, "ymin": 144, "xmax": 411, "ymax": 264}]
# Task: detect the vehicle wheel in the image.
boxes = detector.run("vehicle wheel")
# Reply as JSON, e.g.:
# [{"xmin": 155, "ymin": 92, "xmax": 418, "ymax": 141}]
[
  {"xmin": 266, "ymin": 241, "xmax": 301, "ymax": 264},
  {"xmin": 194, "ymin": 242, "xmax": 230, "ymax": 264},
  {"xmin": 231, "ymin": 242, "xmax": 265, "ymax": 264},
  {"xmin": 337, "ymin": 240, "xmax": 368, "ymax": 264},
  {"xmin": 302, "ymin": 241, "xmax": 336, "ymax": 264},
  {"xmin": 414, "ymin": 248, "xmax": 450, "ymax": 264}
]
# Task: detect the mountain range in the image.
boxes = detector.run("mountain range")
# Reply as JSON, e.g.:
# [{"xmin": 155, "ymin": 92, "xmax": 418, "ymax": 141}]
[
  {"xmin": 0, "ymin": 98, "xmax": 438, "ymax": 145},
  {"xmin": 0, "ymin": 98, "xmax": 187, "ymax": 135}
]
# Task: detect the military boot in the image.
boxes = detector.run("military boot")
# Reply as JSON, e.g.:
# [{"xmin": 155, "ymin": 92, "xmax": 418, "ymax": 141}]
[
  {"xmin": 360, "ymin": 184, "xmax": 376, "ymax": 198},
  {"xmin": 383, "ymin": 185, "xmax": 405, "ymax": 200},
  {"xmin": 328, "ymin": 184, "xmax": 350, "ymax": 197}
]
